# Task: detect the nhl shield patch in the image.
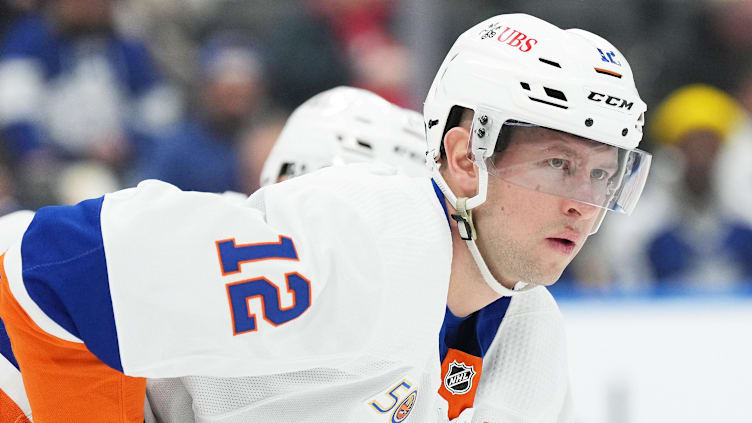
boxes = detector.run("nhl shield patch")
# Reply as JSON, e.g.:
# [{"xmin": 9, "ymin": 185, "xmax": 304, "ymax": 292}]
[
  {"xmin": 444, "ymin": 360, "xmax": 477, "ymax": 395},
  {"xmin": 438, "ymin": 348, "xmax": 483, "ymax": 420}
]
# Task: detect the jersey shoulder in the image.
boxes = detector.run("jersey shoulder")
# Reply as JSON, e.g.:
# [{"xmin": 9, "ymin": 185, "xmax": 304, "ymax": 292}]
[
  {"xmin": 473, "ymin": 287, "xmax": 570, "ymax": 422},
  {"xmin": 260, "ymin": 163, "xmax": 445, "ymax": 236},
  {"xmin": 506, "ymin": 284, "xmax": 562, "ymax": 317}
]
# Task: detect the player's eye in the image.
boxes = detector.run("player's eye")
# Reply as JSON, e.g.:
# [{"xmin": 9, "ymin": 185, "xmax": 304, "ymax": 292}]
[
  {"xmin": 547, "ymin": 158, "xmax": 569, "ymax": 171},
  {"xmin": 590, "ymin": 168, "xmax": 610, "ymax": 181}
]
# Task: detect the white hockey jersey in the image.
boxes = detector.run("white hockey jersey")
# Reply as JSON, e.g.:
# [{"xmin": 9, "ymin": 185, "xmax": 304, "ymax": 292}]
[
  {"xmin": 145, "ymin": 285, "xmax": 572, "ymax": 423},
  {"xmin": 0, "ymin": 164, "xmax": 452, "ymax": 422},
  {"xmin": 468, "ymin": 288, "xmax": 572, "ymax": 423},
  {"xmin": 0, "ymin": 164, "xmax": 571, "ymax": 423}
]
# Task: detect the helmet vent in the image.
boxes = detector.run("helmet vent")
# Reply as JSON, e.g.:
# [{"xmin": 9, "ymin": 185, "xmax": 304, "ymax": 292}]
[
  {"xmin": 520, "ymin": 82, "xmax": 531, "ymax": 91},
  {"xmin": 538, "ymin": 58, "xmax": 561, "ymax": 68},
  {"xmin": 356, "ymin": 139, "xmax": 373, "ymax": 150},
  {"xmin": 544, "ymin": 87, "xmax": 567, "ymax": 101},
  {"xmin": 528, "ymin": 97, "xmax": 568, "ymax": 109}
]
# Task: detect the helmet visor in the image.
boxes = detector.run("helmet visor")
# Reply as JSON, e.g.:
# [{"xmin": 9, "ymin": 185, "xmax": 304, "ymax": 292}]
[{"xmin": 482, "ymin": 122, "xmax": 652, "ymax": 215}]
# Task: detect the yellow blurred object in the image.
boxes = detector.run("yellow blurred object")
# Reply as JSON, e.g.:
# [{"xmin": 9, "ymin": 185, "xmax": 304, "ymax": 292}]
[{"xmin": 650, "ymin": 84, "xmax": 742, "ymax": 145}]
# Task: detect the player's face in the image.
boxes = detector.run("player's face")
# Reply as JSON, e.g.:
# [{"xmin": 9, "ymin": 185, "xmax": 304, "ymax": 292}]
[{"xmin": 472, "ymin": 128, "xmax": 610, "ymax": 286}]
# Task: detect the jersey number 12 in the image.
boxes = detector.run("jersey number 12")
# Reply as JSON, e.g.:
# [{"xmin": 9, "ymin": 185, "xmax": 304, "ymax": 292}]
[{"xmin": 216, "ymin": 235, "xmax": 311, "ymax": 335}]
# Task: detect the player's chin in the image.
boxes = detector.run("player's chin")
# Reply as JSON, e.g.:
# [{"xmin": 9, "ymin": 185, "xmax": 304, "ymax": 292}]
[
  {"xmin": 532, "ymin": 274, "xmax": 559, "ymax": 287},
  {"xmin": 527, "ymin": 264, "xmax": 566, "ymax": 287}
]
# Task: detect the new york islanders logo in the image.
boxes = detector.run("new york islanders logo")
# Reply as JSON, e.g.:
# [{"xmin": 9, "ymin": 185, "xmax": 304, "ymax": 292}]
[
  {"xmin": 391, "ymin": 390, "xmax": 417, "ymax": 423},
  {"xmin": 444, "ymin": 360, "xmax": 477, "ymax": 395}
]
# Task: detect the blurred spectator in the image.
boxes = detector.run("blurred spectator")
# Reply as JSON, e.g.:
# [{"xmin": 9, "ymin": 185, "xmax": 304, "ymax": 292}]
[
  {"xmin": 157, "ymin": 0, "xmax": 353, "ymax": 111},
  {"xmin": 0, "ymin": 150, "xmax": 21, "ymax": 216},
  {"xmin": 590, "ymin": 85, "xmax": 752, "ymax": 289},
  {"xmin": 641, "ymin": 0, "xmax": 752, "ymax": 107},
  {"xmin": 55, "ymin": 160, "xmax": 119, "ymax": 205},
  {"xmin": 120, "ymin": 0, "xmax": 420, "ymax": 112},
  {"xmin": 0, "ymin": 0, "xmax": 180, "ymax": 205},
  {"xmin": 1, "ymin": 0, "xmax": 37, "ymax": 38},
  {"xmin": 138, "ymin": 33, "xmax": 266, "ymax": 193},
  {"xmin": 715, "ymin": 59, "xmax": 752, "ymax": 227},
  {"xmin": 309, "ymin": 0, "xmax": 413, "ymax": 107}
]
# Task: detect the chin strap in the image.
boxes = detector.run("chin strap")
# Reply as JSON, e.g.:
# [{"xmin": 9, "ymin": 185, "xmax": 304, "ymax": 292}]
[
  {"xmin": 450, "ymin": 197, "xmax": 476, "ymax": 241},
  {"xmin": 434, "ymin": 167, "xmax": 536, "ymax": 297}
]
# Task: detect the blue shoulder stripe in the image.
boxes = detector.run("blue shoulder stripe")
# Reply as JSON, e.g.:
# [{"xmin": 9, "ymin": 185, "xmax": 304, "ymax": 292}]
[
  {"xmin": 0, "ymin": 317, "xmax": 19, "ymax": 370},
  {"xmin": 431, "ymin": 179, "xmax": 450, "ymax": 226},
  {"xmin": 21, "ymin": 197, "xmax": 123, "ymax": 372}
]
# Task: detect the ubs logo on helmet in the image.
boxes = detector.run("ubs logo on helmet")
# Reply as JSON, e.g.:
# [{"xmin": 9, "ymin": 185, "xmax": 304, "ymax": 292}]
[
  {"xmin": 444, "ymin": 361, "xmax": 477, "ymax": 395},
  {"xmin": 588, "ymin": 91, "xmax": 634, "ymax": 110},
  {"xmin": 478, "ymin": 22, "xmax": 538, "ymax": 52}
]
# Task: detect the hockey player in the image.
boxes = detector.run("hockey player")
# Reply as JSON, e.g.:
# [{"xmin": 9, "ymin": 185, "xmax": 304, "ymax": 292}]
[
  {"xmin": 0, "ymin": 86, "xmax": 567, "ymax": 422},
  {"xmin": 255, "ymin": 86, "xmax": 576, "ymax": 422},
  {"xmin": 0, "ymin": 14, "xmax": 651, "ymax": 423},
  {"xmin": 145, "ymin": 85, "xmax": 433, "ymax": 422},
  {"xmin": 258, "ymin": 86, "xmax": 430, "ymax": 186},
  {"xmin": 249, "ymin": 86, "xmax": 573, "ymax": 422},
  {"xmin": 0, "ymin": 87, "xmax": 427, "ymax": 423}
]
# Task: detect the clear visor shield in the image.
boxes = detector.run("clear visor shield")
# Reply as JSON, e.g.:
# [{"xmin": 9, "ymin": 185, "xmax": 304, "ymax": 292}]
[{"xmin": 478, "ymin": 121, "xmax": 652, "ymax": 228}]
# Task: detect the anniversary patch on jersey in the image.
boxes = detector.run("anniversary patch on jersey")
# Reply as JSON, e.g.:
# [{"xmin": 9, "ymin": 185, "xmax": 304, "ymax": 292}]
[
  {"xmin": 367, "ymin": 379, "xmax": 415, "ymax": 415},
  {"xmin": 391, "ymin": 390, "xmax": 417, "ymax": 423},
  {"xmin": 444, "ymin": 360, "xmax": 477, "ymax": 395}
]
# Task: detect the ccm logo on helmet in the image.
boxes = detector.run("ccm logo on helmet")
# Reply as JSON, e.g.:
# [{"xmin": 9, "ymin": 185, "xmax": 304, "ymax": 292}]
[
  {"xmin": 587, "ymin": 91, "xmax": 634, "ymax": 110},
  {"xmin": 479, "ymin": 23, "xmax": 538, "ymax": 52}
]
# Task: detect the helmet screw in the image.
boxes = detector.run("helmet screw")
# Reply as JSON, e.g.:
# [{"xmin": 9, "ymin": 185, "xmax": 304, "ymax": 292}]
[
  {"xmin": 622, "ymin": 128, "xmax": 629, "ymax": 136},
  {"xmin": 585, "ymin": 118, "xmax": 594, "ymax": 127},
  {"xmin": 478, "ymin": 115, "xmax": 489, "ymax": 125},
  {"xmin": 476, "ymin": 128, "xmax": 486, "ymax": 138}
]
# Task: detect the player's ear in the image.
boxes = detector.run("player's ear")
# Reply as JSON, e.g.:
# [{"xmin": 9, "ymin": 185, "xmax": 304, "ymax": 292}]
[{"xmin": 442, "ymin": 126, "xmax": 478, "ymax": 197}]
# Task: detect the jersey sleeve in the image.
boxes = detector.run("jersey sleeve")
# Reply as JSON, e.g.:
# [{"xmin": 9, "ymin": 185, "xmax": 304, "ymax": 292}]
[
  {"xmin": 0, "ymin": 178, "xmax": 385, "ymax": 421},
  {"xmin": 5, "ymin": 181, "xmax": 388, "ymax": 377},
  {"xmin": 0, "ymin": 170, "xmax": 452, "ymax": 422},
  {"xmin": 2, "ymin": 178, "xmax": 391, "ymax": 377}
]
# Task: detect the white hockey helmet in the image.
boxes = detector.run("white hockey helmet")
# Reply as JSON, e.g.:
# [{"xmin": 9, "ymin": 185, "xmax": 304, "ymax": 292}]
[
  {"xmin": 424, "ymin": 14, "xmax": 652, "ymax": 295},
  {"xmin": 260, "ymin": 86, "xmax": 428, "ymax": 187}
]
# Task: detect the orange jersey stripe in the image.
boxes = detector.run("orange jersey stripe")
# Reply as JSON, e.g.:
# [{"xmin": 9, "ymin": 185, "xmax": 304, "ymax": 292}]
[
  {"xmin": 0, "ymin": 254, "xmax": 146, "ymax": 422},
  {"xmin": 0, "ymin": 388, "xmax": 30, "ymax": 423}
]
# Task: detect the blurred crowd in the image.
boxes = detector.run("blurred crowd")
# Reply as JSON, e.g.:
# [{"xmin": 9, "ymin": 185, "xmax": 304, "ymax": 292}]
[{"xmin": 1, "ymin": 0, "xmax": 752, "ymax": 293}]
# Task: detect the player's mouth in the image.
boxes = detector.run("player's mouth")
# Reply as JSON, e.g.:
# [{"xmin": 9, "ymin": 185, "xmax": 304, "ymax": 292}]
[{"xmin": 545, "ymin": 230, "xmax": 583, "ymax": 255}]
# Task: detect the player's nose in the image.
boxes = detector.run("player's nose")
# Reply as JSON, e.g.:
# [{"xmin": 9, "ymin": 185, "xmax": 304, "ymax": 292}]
[{"xmin": 560, "ymin": 197, "xmax": 599, "ymax": 220}]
